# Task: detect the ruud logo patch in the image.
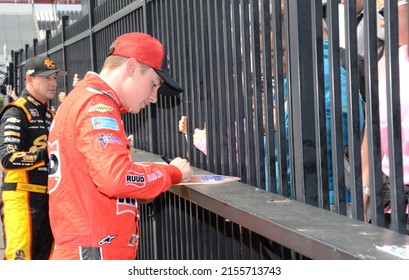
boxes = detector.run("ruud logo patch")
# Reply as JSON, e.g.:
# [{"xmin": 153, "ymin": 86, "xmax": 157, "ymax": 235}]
[{"xmin": 125, "ymin": 170, "xmax": 145, "ymax": 188}]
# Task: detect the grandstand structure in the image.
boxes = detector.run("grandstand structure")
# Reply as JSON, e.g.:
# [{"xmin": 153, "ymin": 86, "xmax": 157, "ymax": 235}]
[{"xmin": 0, "ymin": 0, "xmax": 82, "ymax": 84}]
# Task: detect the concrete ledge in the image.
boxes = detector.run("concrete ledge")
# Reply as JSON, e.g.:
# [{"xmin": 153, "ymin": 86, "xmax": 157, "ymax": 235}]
[{"xmin": 133, "ymin": 149, "xmax": 409, "ymax": 260}]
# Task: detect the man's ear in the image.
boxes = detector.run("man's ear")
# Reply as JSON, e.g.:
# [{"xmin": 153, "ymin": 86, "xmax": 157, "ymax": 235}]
[
  {"xmin": 126, "ymin": 59, "xmax": 138, "ymax": 75},
  {"xmin": 25, "ymin": 75, "xmax": 33, "ymax": 83}
]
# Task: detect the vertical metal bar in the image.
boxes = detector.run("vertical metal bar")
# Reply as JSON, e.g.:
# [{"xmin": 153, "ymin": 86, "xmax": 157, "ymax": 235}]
[
  {"xmin": 45, "ymin": 30, "xmax": 51, "ymax": 54},
  {"xmin": 232, "ymin": 1, "xmax": 244, "ymax": 180},
  {"xmin": 224, "ymin": 220, "xmax": 233, "ymax": 259},
  {"xmin": 241, "ymin": 227, "xmax": 251, "ymax": 259},
  {"xmin": 153, "ymin": 195, "xmax": 165, "ymax": 260},
  {"xmin": 164, "ymin": 192, "xmax": 171, "ymax": 259},
  {"xmin": 145, "ymin": 0, "xmax": 159, "ymax": 154},
  {"xmin": 383, "ymin": 0, "xmax": 406, "ymax": 233},
  {"xmin": 189, "ymin": 0, "xmax": 201, "ymax": 168},
  {"xmin": 203, "ymin": 0, "xmax": 217, "ymax": 173},
  {"xmin": 195, "ymin": 0, "xmax": 208, "ymax": 170},
  {"xmin": 222, "ymin": 0, "xmax": 237, "ymax": 177},
  {"xmin": 12, "ymin": 51, "xmax": 18, "ymax": 94},
  {"xmin": 170, "ymin": 0, "xmax": 182, "ymax": 159},
  {"xmin": 232, "ymin": 223, "xmax": 241, "ymax": 259},
  {"xmin": 165, "ymin": 0, "xmax": 176, "ymax": 157},
  {"xmin": 177, "ymin": 0, "xmax": 188, "ymax": 158},
  {"xmin": 344, "ymin": 0, "xmax": 364, "ymax": 220},
  {"xmin": 24, "ymin": 44, "xmax": 28, "ymax": 61},
  {"xmin": 311, "ymin": 0, "xmax": 329, "ymax": 209},
  {"xmin": 204, "ymin": 210, "xmax": 211, "ymax": 259},
  {"xmin": 209, "ymin": 212, "xmax": 218, "ymax": 259},
  {"xmin": 32, "ymin": 39, "xmax": 38, "ymax": 57},
  {"xmin": 87, "ymin": 0, "xmax": 97, "ymax": 72},
  {"xmin": 170, "ymin": 193, "xmax": 177, "ymax": 259},
  {"xmin": 260, "ymin": 0, "xmax": 275, "ymax": 192},
  {"xmin": 283, "ymin": 0, "xmax": 296, "ymax": 198},
  {"xmin": 214, "ymin": 0, "xmax": 227, "ymax": 175},
  {"xmin": 272, "ymin": 0, "xmax": 288, "ymax": 196},
  {"xmin": 146, "ymin": 204, "xmax": 153, "ymax": 259},
  {"xmin": 361, "ymin": 0, "xmax": 387, "ymax": 229},
  {"xmin": 216, "ymin": 216, "xmax": 225, "ymax": 259},
  {"xmin": 181, "ymin": 198, "xmax": 190, "ymax": 259},
  {"xmin": 162, "ymin": 0, "xmax": 171, "ymax": 156},
  {"xmin": 174, "ymin": 195, "xmax": 181, "ymax": 259},
  {"xmin": 61, "ymin": 15, "xmax": 69, "ymax": 93},
  {"xmin": 287, "ymin": 0, "xmax": 318, "ymax": 206},
  {"xmin": 165, "ymin": 0, "xmax": 175, "ymax": 156},
  {"xmin": 251, "ymin": 232, "xmax": 261, "ymax": 260},
  {"xmin": 327, "ymin": 0, "xmax": 347, "ymax": 213},
  {"xmin": 189, "ymin": 202, "xmax": 198, "ymax": 259},
  {"xmin": 180, "ymin": 0, "xmax": 193, "ymax": 161},
  {"xmin": 8, "ymin": 60, "xmax": 14, "ymax": 96},
  {"xmin": 240, "ymin": 0, "xmax": 256, "ymax": 186},
  {"xmin": 196, "ymin": 206, "xmax": 203, "ymax": 259},
  {"xmin": 250, "ymin": 0, "xmax": 265, "ymax": 189},
  {"xmin": 19, "ymin": 49, "xmax": 22, "ymax": 92}
]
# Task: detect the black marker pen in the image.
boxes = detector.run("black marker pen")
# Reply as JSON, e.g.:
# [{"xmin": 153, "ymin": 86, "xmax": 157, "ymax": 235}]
[{"xmin": 161, "ymin": 155, "xmax": 172, "ymax": 164}]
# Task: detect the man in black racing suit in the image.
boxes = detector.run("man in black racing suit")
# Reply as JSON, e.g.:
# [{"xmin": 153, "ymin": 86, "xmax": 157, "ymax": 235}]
[{"xmin": 0, "ymin": 56, "xmax": 66, "ymax": 259}]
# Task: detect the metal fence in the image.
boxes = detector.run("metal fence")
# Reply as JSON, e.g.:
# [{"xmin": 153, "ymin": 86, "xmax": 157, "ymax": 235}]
[{"xmin": 7, "ymin": 0, "xmax": 409, "ymax": 259}]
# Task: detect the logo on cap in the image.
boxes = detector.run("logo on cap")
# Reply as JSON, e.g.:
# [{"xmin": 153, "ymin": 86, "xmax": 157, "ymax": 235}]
[
  {"xmin": 44, "ymin": 58, "xmax": 56, "ymax": 69},
  {"xmin": 24, "ymin": 56, "xmax": 67, "ymax": 77}
]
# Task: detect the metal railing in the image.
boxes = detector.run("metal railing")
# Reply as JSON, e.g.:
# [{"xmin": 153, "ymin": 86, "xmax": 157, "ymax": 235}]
[{"xmin": 7, "ymin": 0, "xmax": 409, "ymax": 259}]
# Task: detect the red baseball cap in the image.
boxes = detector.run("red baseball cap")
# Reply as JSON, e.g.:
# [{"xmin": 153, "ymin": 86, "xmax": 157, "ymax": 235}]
[{"xmin": 110, "ymin": 32, "xmax": 184, "ymax": 97}]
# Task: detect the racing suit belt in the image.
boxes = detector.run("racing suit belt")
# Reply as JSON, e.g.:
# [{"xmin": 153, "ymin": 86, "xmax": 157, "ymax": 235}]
[{"xmin": 2, "ymin": 182, "xmax": 48, "ymax": 194}]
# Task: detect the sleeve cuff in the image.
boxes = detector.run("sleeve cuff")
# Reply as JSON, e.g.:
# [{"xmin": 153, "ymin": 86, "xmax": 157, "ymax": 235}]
[{"xmin": 162, "ymin": 164, "xmax": 183, "ymax": 184}]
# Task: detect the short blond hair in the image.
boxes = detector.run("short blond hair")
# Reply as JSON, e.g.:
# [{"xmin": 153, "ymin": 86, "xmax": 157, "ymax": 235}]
[
  {"xmin": 102, "ymin": 55, "xmax": 151, "ymax": 74},
  {"xmin": 102, "ymin": 55, "xmax": 128, "ymax": 70}
]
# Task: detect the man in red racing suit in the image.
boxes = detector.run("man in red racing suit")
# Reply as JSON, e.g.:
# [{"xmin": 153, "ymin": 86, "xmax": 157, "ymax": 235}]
[{"xmin": 48, "ymin": 32, "xmax": 192, "ymax": 260}]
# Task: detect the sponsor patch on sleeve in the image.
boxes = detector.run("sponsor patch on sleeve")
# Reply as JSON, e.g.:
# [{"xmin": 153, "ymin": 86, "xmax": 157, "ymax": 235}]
[
  {"xmin": 125, "ymin": 170, "xmax": 146, "ymax": 188},
  {"xmin": 4, "ymin": 137, "xmax": 20, "ymax": 143},
  {"xmin": 4, "ymin": 125, "xmax": 21, "ymax": 131},
  {"xmin": 88, "ymin": 103, "xmax": 114, "ymax": 113},
  {"xmin": 95, "ymin": 133, "xmax": 123, "ymax": 148},
  {"xmin": 6, "ymin": 144, "xmax": 18, "ymax": 153},
  {"xmin": 4, "ymin": 131, "xmax": 20, "ymax": 137},
  {"xmin": 6, "ymin": 117, "xmax": 21, "ymax": 124},
  {"xmin": 91, "ymin": 117, "xmax": 119, "ymax": 131},
  {"xmin": 29, "ymin": 109, "xmax": 39, "ymax": 117}
]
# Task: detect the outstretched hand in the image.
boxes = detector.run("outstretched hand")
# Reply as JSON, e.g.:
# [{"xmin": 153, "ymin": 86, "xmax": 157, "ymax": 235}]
[
  {"xmin": 73, "ymin": 73, "xmax": 80, "ymax": 88},
  {"xmin": 7, "ymin": 86, "xmax": 18, "ymax": 101},
  {"xmin": 178, "ymin": 116, "xmax": 188, "ymax": 135}
]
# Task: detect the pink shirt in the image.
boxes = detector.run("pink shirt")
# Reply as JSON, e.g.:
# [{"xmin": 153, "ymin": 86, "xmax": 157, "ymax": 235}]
[{"xmin": 379, "ymin": 45, "xmax": 409, "ymax": 182}]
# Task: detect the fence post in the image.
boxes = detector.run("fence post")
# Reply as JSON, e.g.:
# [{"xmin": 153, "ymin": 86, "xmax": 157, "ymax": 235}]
[
  {"xmin": 33, "ymin": 39, "xmax": 38, "ymax": 57},
  {"xmin": 286, "ymin": 0, "xmax": 319, "ymax": 206},
  {"xmin": 45, "ymin": 30, "xmax": 51, "ymax": 54},
  {"xmin": 24, "ymin": 44, "xmax": 29, "ymax": 60},
  {"xmin": 143, "ymin": 0, "xmax": 159, "ymax": 154},
  {"xmin": 87, "ymin": 0, "xmax": 97, "ymax": 72},
  {"xmin": 61, "ymin": 15, "xmax": 69, "ymax": 92}
]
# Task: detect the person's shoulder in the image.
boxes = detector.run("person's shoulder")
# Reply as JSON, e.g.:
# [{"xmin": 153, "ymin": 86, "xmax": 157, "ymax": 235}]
[
  {"xmin": 74, "ymin": 89, "xmax": 118, "ymax": 115},
  {"xmin": 0, "ymin": 102, "xmax": 28, "ymax": 124}
]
